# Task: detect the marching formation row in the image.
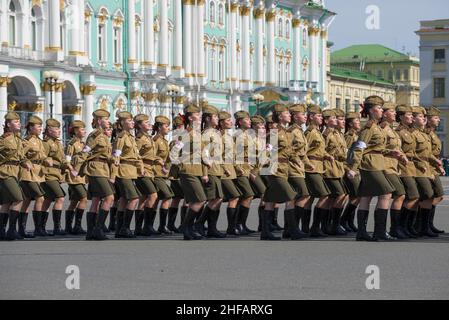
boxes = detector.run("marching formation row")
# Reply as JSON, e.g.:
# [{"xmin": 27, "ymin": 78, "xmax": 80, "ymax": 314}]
[{"xmin": 0, "ymin": 96, "xmax": 445, "ymax": 242}]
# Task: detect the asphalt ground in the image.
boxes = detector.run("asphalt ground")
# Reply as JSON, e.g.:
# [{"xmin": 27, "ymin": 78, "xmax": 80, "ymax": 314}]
[{"xmin": 1, "ymin": 178, "xmax": 449, "ymax": 300}]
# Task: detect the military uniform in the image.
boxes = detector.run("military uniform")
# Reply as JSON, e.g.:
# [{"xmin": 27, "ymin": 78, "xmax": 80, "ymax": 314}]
[
  {"xmin": 168, "ymin": 115, "xmax": 185, "ymax": 199},
  {"xmin": 343, "ymin": 112, "xmax": 361, "ymax": 198},
  {"xmin": 249, "ymin": 115, "xmax": 268, "ymax": 199},
  {"xmin": 426, "ymin": 106, "xmax": 445, "ymax": 198},
  {"xmin": 66, "ymin": 121, "xmax": 88, "ymax": 201}
]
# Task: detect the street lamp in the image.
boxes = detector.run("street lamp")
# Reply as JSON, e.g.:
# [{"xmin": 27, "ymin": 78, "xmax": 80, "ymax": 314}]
[
  {"xmin": 43, "ymin": 71, "xmax": 59, "ymax": 118},
  {"xmin": 252, "ymin": 93, "xmax": 264, "ymax": 115},
  {"xmin": 166, "ymin": 84, "xmax": 181, "ymax": 122}
]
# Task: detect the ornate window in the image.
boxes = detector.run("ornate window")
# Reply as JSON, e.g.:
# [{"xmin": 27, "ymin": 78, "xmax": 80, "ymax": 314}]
[
  {"xmin": 209, "ymin": 1, "xmax": 215, "ymax": 24},
  {"xmin": 285, "ymin": 20, "xmax": 290, "ymax": 39},
  {"xmin": 302, "ymin": 28, "xmax": 307, "ymax": 46},
  {"xmin": 218, "ymin": 3, "xmax": 224, "ymax": 25},
  {"xmin": 278, "ymin": 18, "xmax": 283, "ymax": 38},
  {"xmin": 97, "ymin": 8, "xmax": 109, "ymax": 63},
  {"xmin": 8, "ymin": 1, "xmax": 17, "ymax": 46}
]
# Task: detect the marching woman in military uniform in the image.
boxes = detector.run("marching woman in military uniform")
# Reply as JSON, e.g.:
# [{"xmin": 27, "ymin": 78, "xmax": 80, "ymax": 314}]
[
  {"xmin": 347, "ymin": 96, "xmax": 396, "ymax": 241},
  {"xmin": 178, "ymin": 104, "xmax": 207, "ymax": 240},
  {"xmin": 0, "ymin": 112, "xmax": 31, "ymax": 241},
  {"xmin": 41, "ymin": 119, "xmax": 72, "ymax": 236},
  {"xmin": 425, "ymin": 106, "xmax": 446, "ymax": 234},
  {"xmin": 284, "ymin": 104, "xmax": 311, "ymax": 239},
  {"xmin": 341, "ymin": 112, "xmax": 361, "ymax": 232},
  {"xmin": 152, "ymin": 115, "xmax": 175, "ymax": 235},
  {"xmin": 134, "ymin": 114, "xmax": 159, "ymax": 236},
  {"xmin": 73, "ymin": 109, "xmax": 115, "ymax": 240},
  {"xmin": 19, "ymin": 116, "xmax": 46, "ymax": 238},
  {"xmin": 304, "ymin": 104, "xmax": 332, "ymax": 237},
  {"xmin": 262, "ymin": 104, "xmax": 303, "ymax": 240},
  {"xmin": 64, "ymin": 120, "xmax": 88, "ymax": 235}
]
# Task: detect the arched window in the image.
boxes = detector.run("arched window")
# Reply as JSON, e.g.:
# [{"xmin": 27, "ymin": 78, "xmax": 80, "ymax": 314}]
[
  {"xmin": 211, "ymin": 48, "xmax": 216, "ymax": 81},
  {"xmin": 285, "ymin": 62, "xmax": 290, "ymax": 83},
  {"xmin": 8, "ymin": 1, "xmax": 17, "ymax": 46},
  {"xmin": 278, "ymin": 18, "xmax": 283, "ymax": 37},
  {"xmin": 209, "ymin": 1, "xmax": 215, "ymax": 23},
  {"xmin": 278, "ymin": 60, "xmax": 283, "ymax": 85},
  {"xmin": 219, "ymin": 48, "xmax": 224, "ymax": 82},
  {"xmin": 60, "ymin": 12, "xmax": 67, "ymax": 54},
  {"xmin": 98, "ymin": 24, "xmax": 106, "ymax": 61},
  {"xmin": 285, "ymin": 20, "xmax": 290, "ymax": 39},
  {"xmin": 30, "ymin": 7, "xmax": 37, "ymax": 50},
  {"xmin": 218, "ymin": 3, "xmax": 224, "ymax": 25},
  {"xmin": 302, "ymin": 28, "xmax": 307, "ymax": 46}
]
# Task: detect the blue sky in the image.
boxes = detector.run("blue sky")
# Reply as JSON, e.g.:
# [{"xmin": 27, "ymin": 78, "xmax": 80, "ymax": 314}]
[{"xmin": 327, "ymin": 0, "xmax": 449, "ymax": 57}]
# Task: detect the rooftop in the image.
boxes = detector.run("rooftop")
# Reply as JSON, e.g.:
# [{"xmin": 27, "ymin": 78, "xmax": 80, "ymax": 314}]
[
  {"xmin": 331, "ymin": 44, "xmax": 419, "ymax": 64},
  {"xmin": 330, "ymin": 66, "xmax": 395, "ymax": 86}
]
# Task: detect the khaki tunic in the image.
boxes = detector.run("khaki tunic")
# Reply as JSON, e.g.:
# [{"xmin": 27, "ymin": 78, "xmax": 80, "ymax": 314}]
[
  {"xmin": 42, "ymin": 136, "xmax": 68, "ymax": 182},
  {"xmin": 112, "ymin": 131, "xmax": 142, "ymax": 180},
  {"xmin": 250, "ymin": 135, "xmax": 267, "ymax": 176},
  {"xmin": 412, "ymin": 127, "xmax": 439, "ymax": 179},
  {"xmin": 305, "ymin": 124, "xmax": 329, "ymax": 174},
  {"xmin": 234, "ymin": 129, "xmax": 255, "ymax": 177},
  {"xmin": 344, "ymin": 129, "xmax": 359, "ymax": 172},
  {"xmin": 288, "ymin": 124, "xmax": 311, "ymax": 178},
  {"xmin": 136, "ymin": 132, "xmax": 157, "ymax": 178},
  {"xmin": 202, "ymin": 128, "xmax": 224, "ymax": 177},
  {"xmin": 426, "ymin": 128, "xmax": 442, "ymax": 175},
  {"xmin": 221, "ymin": 130, "xmax": 237, "ymax": 180},
  {"xmin": 396, "ymin": 125, "xmax": 417, "ymax": 177},
  {"xmin": 168, "ymin": 139, "xmax": 181, "ymax": 180},
  {"xmin": 323, "ymin": 128, "xmax": 346, "ymax": 178},
  {"xmin": 349, "ymin": 120, "xmax": 387, "ymax": 172},
  {"xmin": 20, "ymin": 135, "xmax": 46, "ymax": 183},
  {"xmin": 153, "ymin": 134, "xmax": 170, "ymax": 178},
  {"xmin": 268, "ymin": 126, "xmax": 291, "ymax": 179},
  {"xmin": 65, "ymin": 137, "xmax": 86, "ymax": 184},
  {"xmin": 178, "ymin": 128, "xmax": 205, "ymax": 177},
  {"xmin": 0, "ymin": 132, "xmax": 29, "ymax": 179},
  {"xmin": 380, "ymin": 122, "xmax": 404, "ymax": 176}
]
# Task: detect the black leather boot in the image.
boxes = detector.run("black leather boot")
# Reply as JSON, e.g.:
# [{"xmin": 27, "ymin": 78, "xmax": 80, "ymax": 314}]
[
  {"xmin": 282, "ymin": 208, "xmax": 290, "ymax": 239},
  {"xmin": 389, "ymin": 209, "xmax": 408, "ymax": 239},
  {"xmin": 420, "ymin": 208, "xmax": 438, "ymax": 237},
  {"xmin": 194, "ymin": 206, "xmax": 210, "ymax": 236},
  {"xmin": 41, "ymin": 211, "xmax": 53, "ymax": 236},
  {"xmin": 64, "ymin": 210, "xmax": 75, "ymax": 234},
  {"xmin": 207, "ymin": 209, "xmax": 226, "ymax": 238},
  {"xmin": 356, "ymin": 209, "xmax": 376, "ymax": 241},
  {"xmin": 158, "ymin": 208, "xmax": 173, "ymax": 234},
  {"xmin": 32, "ymin": 211, "xmax": 44, "ymax": 237},
  {"xmin": 342, "ymin": 203, "xmax": 358, "ymax": 232},
  {"xmin": 271, "ymin": 207, "xmax": 283, "ymax": 231},
  {"xmin": 141, "ymin": 208, "xmax": 160, "ymax": 236},
  {"xmin": 108, "ymin": 207, "xmax": 117, "ymax": 232},
  {"xmin": 178, "ymin": 206, "xmax": 187, "ymax": 231},
  {"xmin": 0, "ymin": 212, "xmax": 7, "ymax": 240},
  {"xmin": 310, "ymin": 207, "xmax": 327, "ymax": 237},
  {"xmin": 18, "ymin": 212, "xmax": 34, "ymax": 239},
  {"xmin": 167, "ymin": 207, "xmax": 180, "ymax": 233},
  {"xmin": 405, "ymin": 209, "xmax": 420, "ymax": 238},
  {"xmin": 118, "ymin": 209, "xmax": 135, "ymax": 238},
  {"xmin": 101, "ymin": 210, "xmax": 109, "ymax": 233},
  {"xmin": 257, "ymin": 206, "xmax": 263, "ymax": 232},
  {"xmin": 237, "ymin": 205, "xmax": 255, "ymax": 235},
  {"xmin": 85, "ymin": 212, "xmax": 96, "ymax": 240},
  {"xmin": 429, "ymin": 205, "xmax": 444, "ymax": 234},
  {"xmin": 320, "ymin": 209, "xmax": 331, "ymax": 235},
  {"xmin": 295, "ymin": 206, "xmax": 310, "ymax": 237},
  {"xmin": 400, "ymin": 208, "xmax": 414, "ymax": 238},
  {"xmin": 6, "ymin": 210, "xmax": 20, "ymax": 241},
  {"xmin": 92, "ymin": 209, "xmax": 109, "ymax": 240},
  {"xmin": 301, "ymin": 208, "xmax": 312, "ymax": 234},
  {"xmin": 52, "ymin": 210, "xmax": 66, "ymax": 236},
  {"xmin": 285, "ymin": 208, "xmax": 308, "ymax": 240},
  {"xmin": 226, "ymin": 207, "xmax": 239, "ymax": 235},
  {"xmin": 134, "ymin": 210, "xmax": 144, "ymax": 236},
  {"xmin": 183, "ymin": 209, "xmax": 203, "ymax": 240},
  {"xmin": 72, "ymin": 209, "xmax": 86, "ymax": 235},
  {"xmin": 260, "ymin": 210, "xmax": 281, "ymax": 240},
  {"xmin": 114, "ymin": 211, "xmax": 124, "ymax": 238},
  {"xmin": 329, "ymin": 208, "xmax": 347, "ymax": 236},
  {"xmin": 372, "ymin": 209, "xmax": 396, "ymax": 241}
]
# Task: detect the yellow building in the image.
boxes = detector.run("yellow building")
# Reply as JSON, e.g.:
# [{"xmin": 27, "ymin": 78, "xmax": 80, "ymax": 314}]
[{"xmin": 416, "ymin": 19, "xmax": 449, "ymax": 156}]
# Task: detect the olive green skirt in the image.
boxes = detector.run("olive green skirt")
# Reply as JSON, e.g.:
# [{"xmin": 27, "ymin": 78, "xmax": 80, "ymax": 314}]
[
  {"xmin": 20, "ymin": 181, "xmax": 45, "ymax": 200},
  {"xmin": 263, "ymin": 175, "xmax": 297, "ymax": 203},
  {"xmin": 179, "ymin": 174, "xmax": 207, "ymax": 203},
  {"xmin": 324, "ymin": 178, "xmax": 348, "ymax": 197},
  {"xmin": 288, "ymin": 177, "xmax": 310, "ymax": 198},
  {"xmin": 250, "ymin": 175, "xmax": 267, "ymax": 199},
  {"xmin": 343, "ymin": 175, "xmax": 360, "ymax": 198},
  {"xmin": 305, "ymin": 173, "xmax": 331, "ymax": 198},
  {"xmin": 135, "ymin": 177, "xmax": 158, "ymax": 196},
  {"xmin": 68, "ymin": 184, "xmax": 88, "ymax": 201},
  {"xmin": 415, "ymin": 177, "xmax": 434, "ymax": 200},
  {"xmin": 204, "ymin": 175, "xmax": 224, "ymax": 200},
  {"xmin": 116, "ymin": 178, "xmax": 141, "ymax": 200},
  {"xmin": 385, "ymin": 174, "xmax": 405, "ymax": 198},
  {"xmin": 235, "ymin": 176, "xmax": 256, "ymax": 199},
  {"xmin": 170, "ymin": 179, "xmax": 184, "ymax": 198},
  {"xmin": 88, "ymin": 176, "xmax": 115, "ymax": 199},
  {"xmin": 431, "ymin": 176, "xmax": 445, "ymax": 198},
  {"xmin": 42, "ymin": 180, "xmax": 66, "ymax": 201},
  {"xmin": 154, "ymin": 177, "xmax": 174, "ymax": 200},
  {"xmin": 358, "ymin": 170, "xmax": 394, "ymax": 197},
  {"xmin": 221, "ymin": 179, "xmax": 241, "ymax": 201},
  {"xmin": 0, "ymin": 177, "xmax": 23, "ymax": 205},
  {"xmin": 400, "ymin": 177, "xmax": 420, "ymax": 200}
]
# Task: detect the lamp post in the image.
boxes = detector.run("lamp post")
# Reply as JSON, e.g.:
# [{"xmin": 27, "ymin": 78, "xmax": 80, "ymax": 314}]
[
  {"xmin": 43, "ymin": 71, "xmax": 59, "ymax": 118},
  {"xmin": 166, "ymin": 84, "xmax": 180, "ymax": 122},
  {"xmin": 252, "ymin": 93, "xmax": 264, "ymax": 115}
]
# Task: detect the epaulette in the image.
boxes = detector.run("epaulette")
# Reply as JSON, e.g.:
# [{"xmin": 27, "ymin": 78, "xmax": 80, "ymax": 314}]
[
  {"xmin": 153, "ymin": 134, "xmax": 161, "ymax": 142},
  {"xmin": 117, "ymin": 131, "xmax": 126, "ymax": 138},
  {"xmin": 89, "ymin": 129, "xmax": 102, "ymax": 139},
  {"xmin": 287, "ymin": 124, "xmax": 299, "ymax": 133},
  {"xmin": 25, "ymin": 135, "xmax": 33, "ymax": 141},
  {"xmin": 1, "ymin": 132, "xmax": 13, "ymax": 138},
  {"xmin": 364, "ymin": 120, "xmax": 375, "ymax": 129}
]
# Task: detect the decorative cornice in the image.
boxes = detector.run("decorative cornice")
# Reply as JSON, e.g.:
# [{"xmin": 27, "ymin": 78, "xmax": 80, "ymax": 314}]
[
  {"xmin": 80, "ymin": 84, "xmax": 97, "ymax": 95},
  {"xmin": 240, "ymin": 6, "xmax": 251, "ymax": 16},
  {"xmin": 266, "ymin": 11, "xmax": 276, "ymax": 22},
  {"xmin": 292, "ymin": 19, "xmax": 300, "ymax": 28},
  {"xmin": 253, "ymin": 8, "xmax": 265, "ymax": 19}
]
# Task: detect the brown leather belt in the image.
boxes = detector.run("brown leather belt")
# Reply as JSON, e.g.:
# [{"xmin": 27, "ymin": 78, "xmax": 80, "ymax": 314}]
[
  {"xmin": 2, "ymin": 161, "xmax": 19, "ymax": 166},
  {"xmin": 308, "ymin": 156, "xmax": 323, "ymax": 161},
  {"xmin": 143, "ymin": 159, "xmax": 154, "ymax": 165},
  {"xmin": 91, "ymin": 158, "xmax": 108, "ymax": 164},
  {"xmin": 278, "ymin": 158, "xmax": 289, "ymax": 164},
  {"xmin": 365, "ymin": 151, "xmax": 383, "ymax": 155},
  {"xmin": 121, "ymin": 160, "xmax": 137, "ymax": 166}
]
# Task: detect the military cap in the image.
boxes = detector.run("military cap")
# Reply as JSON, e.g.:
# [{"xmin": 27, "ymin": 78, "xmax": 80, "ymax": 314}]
[
  {"xmin": 27, "ymin": 116, "xmax": 43, "ymax": 125},
  {"xmin": 173, "ymin": 115, "xmax": 185, "ymax": 126},
  {"xmin": 155, "ymin": 115, "xmax": 170, "ymax": 125},
  {"xmin": 117, "ymin": 111, "xmax": 133, "ymax": 120},
  {"xmin": 46, "ymin": 118, "xmax": 61, "ymax": 128},
  {"xmin": 345, "ymin": 112, "xmax": 360, "ymax": 120},
  {"xmin": 70, "ymin": 120, "xmax": 85, "ymax": 128},
  {"xmin": 322, "ymin": 109, "xmax": 337, "ymax": 118},
  {"xmin": 396, "ymin": 105, "xmax": 413, "ymax": 113},
  {"xmin": 289, "ymin": 104, "xmax": 307, "ymax": 113},
  {"xmin": 265, "ymin": 114, "xmax": 274, "ymax": 123},
  {"xmin": 184, "ymin": 104, "xmax": 201, "ymax": 114},
  {"xmin": 335, "ymin": 108, "xmax": 346, "ymax": 117},
  {"xmin": 251, "ymin": 115, "xmax": 266, "ymax": 125},
  {"xmin": 92, "ymin": 109, "xmax": 110, "ymax": 118},
  {"xmin": 234, "ymin": 110, "xmax": 250, "ymax": 120},
  {"xmin": 364, "ymin": 95, "xmax": 384, "ymax": 106},
  {"xmin": 4, "ymin": 111, "xmax": 20, "ymax": 121},
  {"xmin": 382, "ymin": 102, "xmax": 396, "ymax": 111},
  {"xmin": 134, "ymin": 114, "xmax": 150, "ymax": 123},
  {"xmin": 218, "ymin": 111, "xmax": 231, "ymax": 121},
  {"xmin": 202, "ymin": 105, "xmax": 219, "ymax": 115},
  {"xmin": 307, "ymin": 104, "xmax": 322, "ymax": 114},
  {"xmin": 412, "ymin": 106, "xmax": 426, "ymax": 115},
  {"xmin": 272, "ymin": 104, "xmax": 288, "ymax": 113},
  {"xmin": 426, "ymin": 106, "xmax": 441, "ymax": 117}
]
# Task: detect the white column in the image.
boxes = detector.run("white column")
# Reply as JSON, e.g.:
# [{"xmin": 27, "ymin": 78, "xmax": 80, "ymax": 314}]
[
  {"xmin": 81, "ymin": 84, "xmax": 96, "ymax": 134},
  {"xmin": 78, "ymin": 0, "xmax": 85, "ymax": 54},
  {"xmin": 0, "ymin": 77, "xmax": 9, "ymax": 130},
  {"xmin": 183, "ymin": 1, "xmax": 192, "ymax": 82},
  {"xmin": 292, "ymin": 18, "xmax": 301, "ymax": 81},
  {"xmin": 69, "ymin": 0, "xmax": 87, "ymax": 65},
  {"xmin": 173, "ymin": 0, "xmax": 183, "ymax": 77},
  {"xmin": 229, "ymin": 2, "xmax": 238, "ymax": 89},
  {"xmin": 158, "ymin": 0, "xmax": 169, "ymax": 74},
  {"xmin": 254, "ymin": 8, "xmax": 264, "ymax": 86},
  {"xmin": 240, "ymin": 5, "xmax": 251, "ymax": 90},
  {"xmin": 320, "ymin": 29, "xmax": 327, "ymax": 94},
  {"xmin": 48, "ymin": 0, "xmax": 61, "ymax": 51},
  {"xmin": 128, "ymin": 0, "xmax": 137, "ymax": 70},
  {"xmin": 21, "ymin": 0, "xmax": 30, "ymax": 49},
  {"xmin": 266, "ymin": 10, "xmax": 276, "ymax": 86},
  {"xmin": 196, "ymin": 1, "xmax": 205, "ymax": 84},
  {"xmin": 143, "ymin": 0, "xmax": 155, "ymax": 72},
  {"xmin": 0, "ymin": 1, "xmax": 8, "ymax": 49},
  {"xmin": 309, "ymin": 26, "xmax": 320, "ymax": 83}
]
